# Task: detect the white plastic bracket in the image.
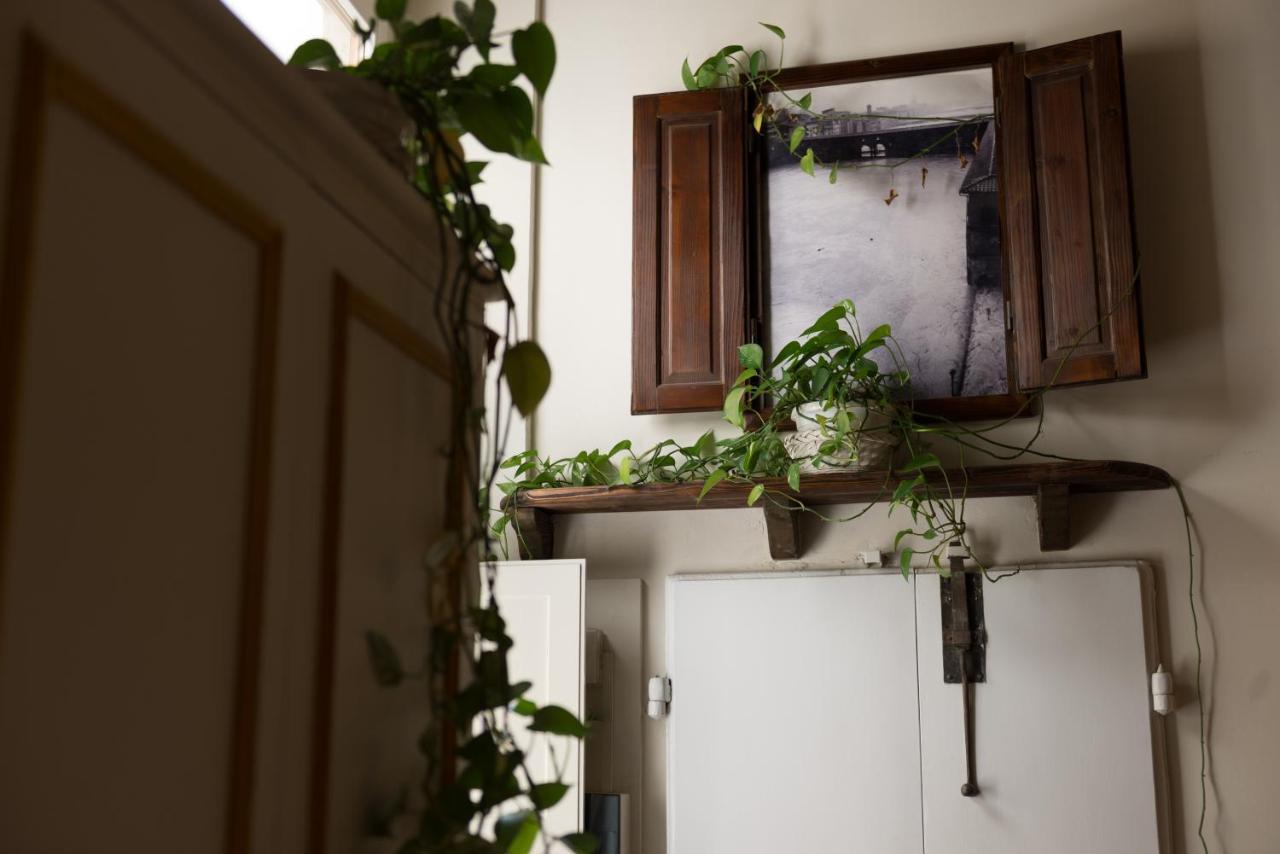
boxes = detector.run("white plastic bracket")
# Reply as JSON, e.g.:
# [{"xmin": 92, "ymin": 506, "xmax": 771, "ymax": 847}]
[
  {"xmin": 647, "ymin": 675, "xmax": 671, "ymax": 720},
  {"xmin": 1151, "ymin": 664, "xmax": 1175, "ymax": 715}
]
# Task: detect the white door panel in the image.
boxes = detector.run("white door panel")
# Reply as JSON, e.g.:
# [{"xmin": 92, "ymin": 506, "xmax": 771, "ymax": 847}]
[
  {"xmin": 666, "ymin": 571, "xmax": 923, "ymax": 854},
  {"xmin": 916, "ymin": 563, "xmax": 1167, "ymax": 854},
  {"xmin": 483, "ymin": 560, "xmax": 587, "ymax": 842}
]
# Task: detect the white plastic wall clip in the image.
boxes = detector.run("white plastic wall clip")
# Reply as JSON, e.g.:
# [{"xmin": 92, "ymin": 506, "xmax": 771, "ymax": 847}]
[
  {"xmin": 647, "ymin": 675, "xmax": 671, "ymax": 720},
  {"xmin": 1151, "ymin": 664, "xmax": 1175, "ymax": 716}
]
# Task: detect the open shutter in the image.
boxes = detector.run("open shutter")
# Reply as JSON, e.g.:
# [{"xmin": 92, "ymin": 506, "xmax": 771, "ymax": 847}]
[
  {"xmin": 999, "ymin": 32, "xmax": 1145, "ymax": 391},
  {"xmin": 632, "ymin": 88, "xmax": 747, "ymax": 413}
]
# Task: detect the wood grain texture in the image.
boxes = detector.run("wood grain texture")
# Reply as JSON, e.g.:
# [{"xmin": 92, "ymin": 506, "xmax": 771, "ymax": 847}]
[
  {"xmin": 999, "ymin": 32, "xmax": 1144, "ymax": 391},
  {"xmin": 632, "ymin": 88, "xmax": 746, "ymax": 413},
  {"xmin": 507, "ymin": 460, "xmax": 1170, "ymax": 514},
  {"xmin": 762, "ymin": 500, "xmax": 801, "ymax": 559},
  {"xmin": 514, "ymin": 506, "xmax": 555, "ymax": 561},
  {"xmin": 1035, "ymin": 482, "xmax": 1072, "ymax": 551},
  {"xmin": 508, "ymin": 461, "xmax": 1169, "ymax": 560}
]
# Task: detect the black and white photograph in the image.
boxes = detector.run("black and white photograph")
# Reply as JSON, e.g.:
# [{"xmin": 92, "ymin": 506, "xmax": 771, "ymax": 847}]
[{"xmin": 766, "ymin": 67, "xmax": 1006, "ymax": 399}]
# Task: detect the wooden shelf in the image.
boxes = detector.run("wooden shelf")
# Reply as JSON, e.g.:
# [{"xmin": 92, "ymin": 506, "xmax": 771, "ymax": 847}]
[{"xmin": 507, "ymin": 460, "xmax": 1172, "ymax": 560}]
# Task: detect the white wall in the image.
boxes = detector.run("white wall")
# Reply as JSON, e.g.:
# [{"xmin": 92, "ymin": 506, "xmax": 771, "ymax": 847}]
[{"xmin": 529, "ymin": 0, "xmax": 1280, "ymax": 851}]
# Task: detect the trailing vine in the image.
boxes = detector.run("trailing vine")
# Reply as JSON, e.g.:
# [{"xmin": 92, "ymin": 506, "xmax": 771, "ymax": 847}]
[
  {"xmin": 683, "ymin": 22, "xmax": 993, "ymax": 190},
  {"xmin": 292, "ymin": 2, "xmax": 593, "ymax": 852}
]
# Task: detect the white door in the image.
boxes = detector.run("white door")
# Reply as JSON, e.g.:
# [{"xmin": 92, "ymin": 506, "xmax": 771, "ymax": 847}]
[
  {"xmin": 664, "ymin": 564, "xmax": 1168, "ymax": 854},
  {"xmin": 482, "ymin": 560, "xmax": 587, "ymax": 842},
  {"xmin": 916, "ymin": 563, "xmax": 1168, "ymax": 854},
  {"xmin": 666, "ymin": 571, "xmax": 924, "ymax": 854}
]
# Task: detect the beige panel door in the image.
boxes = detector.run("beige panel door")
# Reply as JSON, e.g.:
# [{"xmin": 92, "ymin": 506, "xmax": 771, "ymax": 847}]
[{"xmin": 0, "ymin": 86, "xmax": 276, "ymax": 854}]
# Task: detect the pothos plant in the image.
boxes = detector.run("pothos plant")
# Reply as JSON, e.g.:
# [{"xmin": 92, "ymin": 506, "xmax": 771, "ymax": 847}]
[
  {"xmin": 501, "ymin": 299, "xmax": 976, "ymax": 575},
  {"xmin": 291, "ymin": 3, "xmax": 595, "ymax": 853},
  {"xmin": 682, "ymin": 22, "xmax": 992, "ymax": 195}
]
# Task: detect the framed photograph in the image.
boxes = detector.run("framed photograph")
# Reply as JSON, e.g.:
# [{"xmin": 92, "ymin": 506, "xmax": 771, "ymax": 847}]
[{"xmin": 757, "ymin": 44, "xmax": 1025, "ymax": 420}]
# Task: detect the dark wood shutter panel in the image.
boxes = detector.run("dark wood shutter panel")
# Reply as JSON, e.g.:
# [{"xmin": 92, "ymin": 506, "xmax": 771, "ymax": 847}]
[
  {"xmin": 632, "ymin": 88, "xmax": 747, "ymax": 413},
  {"xmin": 999, "ymin": 32, "xmax": 1145, "ymax": 391}
]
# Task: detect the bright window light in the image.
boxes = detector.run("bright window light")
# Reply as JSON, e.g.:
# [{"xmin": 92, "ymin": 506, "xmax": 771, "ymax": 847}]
[{"xmin": 221, "ymin": 0, "xmax": 368, "ymax": 65}]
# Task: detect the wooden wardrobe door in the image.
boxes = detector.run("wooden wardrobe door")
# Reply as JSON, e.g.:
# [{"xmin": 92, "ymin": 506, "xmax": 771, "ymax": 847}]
[
  {"xmin": 632, "ymin": 88, "xmax": 747, "ymax": 413},
  {"xmin": 999, "ymin": 32, "xmax": 1145, "ymax": 391}
]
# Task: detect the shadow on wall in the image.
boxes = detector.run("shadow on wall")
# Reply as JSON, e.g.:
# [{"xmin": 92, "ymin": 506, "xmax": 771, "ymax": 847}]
[{"xmin": 1059, "ymin": 39, "xmax": 1231, "ymax": 428}]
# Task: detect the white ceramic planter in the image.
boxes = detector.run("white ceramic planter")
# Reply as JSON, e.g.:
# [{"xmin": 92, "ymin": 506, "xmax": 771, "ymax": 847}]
[{"xmin": 781, "ymin": 401, "xmax": 897, "ymax": 473}]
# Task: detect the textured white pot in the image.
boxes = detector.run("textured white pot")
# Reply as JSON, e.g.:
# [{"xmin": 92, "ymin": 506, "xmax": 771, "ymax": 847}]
[{"xmin": 782, "ymin": 401, "xmax": 897, "ymax": 473}]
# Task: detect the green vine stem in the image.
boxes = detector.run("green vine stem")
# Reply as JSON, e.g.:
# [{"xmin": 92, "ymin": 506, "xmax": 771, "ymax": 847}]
[{"xmin": 292, "ymin": 3, "xmax": 594, "ymax": 852}]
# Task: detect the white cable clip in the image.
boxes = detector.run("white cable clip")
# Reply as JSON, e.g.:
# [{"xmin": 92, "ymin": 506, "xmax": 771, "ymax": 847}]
[
  {"xmin": 647, "ymin": 675, "xmax": 671, "ymax": 720},
  {"xmin": 1151, "ymin": 664, "xmax": 1175, "ymax": 716}
]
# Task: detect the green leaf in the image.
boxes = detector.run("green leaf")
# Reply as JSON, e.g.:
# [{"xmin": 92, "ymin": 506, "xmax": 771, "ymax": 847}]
[
  {"xmin": 694, "ymin": 430, "xmax": 718, "ymax": 460},
  {"xmin": 618, "ymin": 454, "xmax": 633, "ymax": 485},
  {"xmin": 502, "ymin": 341, "xmax": 552, "ymax": 416},
  {"xmin": 375, "ymin": 0, "xmax": 407, "ymax": 22},
  {"xmin": 468, "ymin": 63, "xmax": 521, "ymax": 88},
  {"xmin": 495, "ymin": 811, "xmax": 537, "ymax": 850},
  {"xmin": 365, "ymin": 631, "xmax": 404, "ymax": 686},
  {"xmin": 697, "ymin": 468, "xmax": 726, "ymax": 503},
  {"xmin": 900, "ymin": 452, "xmax": 941, "ymax": 473},
  {"xmin": 759, "ymin": 21, "xmax": 786, "ymax": 39},
  {"xmin": 749, "ymin": 49, "xmax": 765, "ymax": 77},
  {"xmin": 723, "ymin": 386, "xmax": 746, "ymax": 429},
  {"xmin": 900, "ymin": 547, "xmax": 914, "ymax": 578},
  {"xmin": 774, "ymin": 340, "xmax": 801, "ymax": 363},
  {"xmin": 608, "ymin": 439, "xmax": 633, "ymax": 456},
  {"xmin": 799, "ymin": 147, "xmax": 815, "ymax": 176},
  {"xmin": 559, "ymin": 833, "xmax": 600, "ymax": 854},
  {"xmin": 894, "ymin": 528, "xmax": 911, "ymax": 552},
  {"xmin": 455, "ymin": 93, "xmax": 517, "ymax": 154},
  {"xmin": 528, "ymin": 704, "xmax": 588, "ymax": 738},
  {"xmin": 511, "ymin": 133, "xmax": 549, "ymax": 166},
  {"xmin": 787, "ymin": 462, "xmax": 801, "ymax": 493},
  {"xmin": 512, "ymin": 22, "xmax": 556, "ymax": 96},
  {"xmin": 747, "ymin": 483, "xmax": 765, "ymax": 506},
  {"xmin": 738, "ymin": 342, "xmax": 764, "ymax": 371},
  {"xmin": 863, "ymin": 323, "xmax": 892, "ymax": 347},
  {"xmin": 512, "ymin": 697, "xmax": 537, "ymax": 716},
  {"xmin": 797, "ymin": 92, "xmax": 812, "ymax": 111},
  {"xmin": 455, "ymin": 0, "xmax": 496, "ymax": 59},
  {"xmin": 732, "ymin": 367, "xmax": 758, "ymax": 386},
  {"xmin": 802, "ymin": 305, "xmax": 846, "ymax": 335},
  {"xmin": 287, "ymin": 39, "xmax": 341, "ymax": 70},
  {"xmin": 719, "ymin": 44, "xmax": 745, "ymax": 57},
  {"xmin": 528, "ymin": 782, "xmax": 570, "ymax": 810},
  {"xmin": 788, "ymin": 125, "xmax": 805, "ymax": 154},
  {"xmin": 681, "ymin": 57, "xmax": 697, "ymax": 90},
  {"xmin": 496, "ymin": 87, "xmax": 535, "ymax": 135},
  {"xmin": 829, "ymin": 161, "xmax": 839, "ymax": 184}
]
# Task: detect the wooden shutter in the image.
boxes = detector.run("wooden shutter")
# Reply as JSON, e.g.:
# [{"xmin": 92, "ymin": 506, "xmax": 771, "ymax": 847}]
[
  {"xmin": 999, "ymin": 32, "xmax": 1145, "ymax": 391},
  {"xmin": 632, "ymin": 88, "xmax": 747, "ymax": 413}
]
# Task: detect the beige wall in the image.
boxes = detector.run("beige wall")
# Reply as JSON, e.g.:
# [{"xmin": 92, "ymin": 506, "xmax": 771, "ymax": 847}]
[{"xmin": 531, "ymin": 0, "xmax": 1280, "ymax": 850}]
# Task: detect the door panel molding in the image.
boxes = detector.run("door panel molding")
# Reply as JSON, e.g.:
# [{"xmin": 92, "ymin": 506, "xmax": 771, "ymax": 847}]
[
  {"xmin": 0, "ymin": 34, "xmax": 281, "ymax": 854},
  {"xmin": 309, "ymin": 274, "xmax": 453, "ymax": 854}
]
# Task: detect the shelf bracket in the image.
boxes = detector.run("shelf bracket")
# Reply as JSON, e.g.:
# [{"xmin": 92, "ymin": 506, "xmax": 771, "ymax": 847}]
[
  {"xmin": 762, "ymin": 500, "xmax": 801, "ymax": 559},
  {"xmin": 514, "ymin": 506, "xmax": 554, "ymax": 561},
  {"xmin": 941, "ymin": 549, "xmax": 986, "ymax": 796},
  {"xmin": 1036, "ymin": 483, "xmax": 1071, "ymax": 551}
]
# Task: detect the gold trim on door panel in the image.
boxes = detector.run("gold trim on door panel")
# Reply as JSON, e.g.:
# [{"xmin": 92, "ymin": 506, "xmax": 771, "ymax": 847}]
[{"xmin": 308, "ymin": 274, "xmax": 451, "ymax": 854}]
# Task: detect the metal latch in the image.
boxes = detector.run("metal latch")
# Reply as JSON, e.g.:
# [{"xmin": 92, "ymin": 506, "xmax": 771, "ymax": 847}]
[{"xmin": 940, "ymin": 542, "xmax": 986, "ymax": 796}]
